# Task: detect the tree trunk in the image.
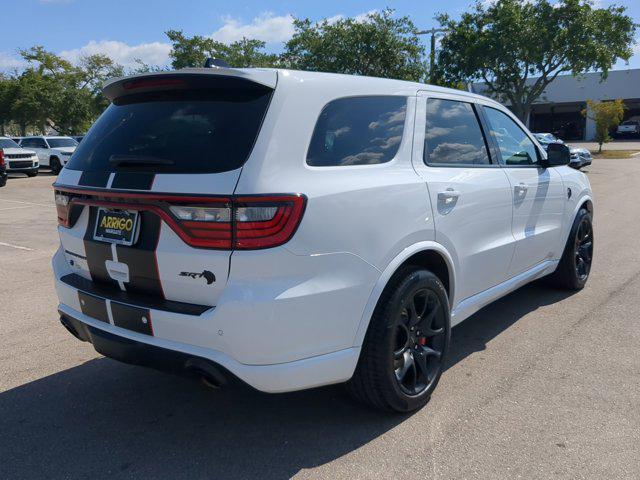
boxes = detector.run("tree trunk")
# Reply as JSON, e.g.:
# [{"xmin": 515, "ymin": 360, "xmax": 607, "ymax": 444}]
[
  {"xmin": 20, "ymin": 123, "xmax": 26, "ymax": 136},
  {"xmin": 511, "ymin": 103, "xmax": 532, "ymax": 126}
]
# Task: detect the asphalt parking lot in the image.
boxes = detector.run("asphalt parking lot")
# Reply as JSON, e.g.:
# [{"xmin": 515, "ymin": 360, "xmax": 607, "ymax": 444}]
[{"xmin": 1, "ymin": 161, "xmax": 639, "ymax": 480}]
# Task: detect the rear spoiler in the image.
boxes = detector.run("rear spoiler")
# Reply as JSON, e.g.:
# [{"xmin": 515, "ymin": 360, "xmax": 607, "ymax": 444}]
[{"xmin": 102, "ymin": 68, "xmax": 278, "ymax": 102}]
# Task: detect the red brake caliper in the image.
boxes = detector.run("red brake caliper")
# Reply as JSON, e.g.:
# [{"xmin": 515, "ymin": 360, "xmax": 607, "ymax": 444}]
[{"xmin": 418, "ymin": 337, "xmax": 427, "ymax": 346}]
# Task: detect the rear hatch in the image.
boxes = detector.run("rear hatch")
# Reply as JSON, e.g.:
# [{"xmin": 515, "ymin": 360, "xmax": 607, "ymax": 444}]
[{"xmin": 54, "ymin": 70, "xmax": 276, "ymax": 308}]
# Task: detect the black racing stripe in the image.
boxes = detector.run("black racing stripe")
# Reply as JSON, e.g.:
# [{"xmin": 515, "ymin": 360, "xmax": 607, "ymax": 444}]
[
  {"xmin": 78, "ymin": 171, "xmax": 110, "ymax": 188},
  {"xmin": 111, "ymin": 173, "xmax": 155, "ymax": 190},
  {"xmin": 61, "ymin": 273, "xmax": 210, "ymax": 316},
  {"xmin": 116, "ymin": 212, "xmax": 164, "ymax": 298},
  {"xmin": 78, "ymin": 291, "xmax": 109, "ymax": 323},
  {"xmin": 83, "ymin": 206, "xmax": 118, "ymax": 288},
  {"xmin": 111, "ymin": 301, "xmax": 153, "ymax": 335}
]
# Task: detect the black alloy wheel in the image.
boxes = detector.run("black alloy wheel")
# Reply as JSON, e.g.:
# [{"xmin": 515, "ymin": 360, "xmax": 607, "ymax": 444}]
[
  {"xmin": 548, "ymin": 208, "xmax": 593, "ymax": 290},
  {"xmin": 393, "ymin": 287, "xmax": 447, "ymax": 396},
  {"xmin": 574, "ymin": 216, "xmax": 593, "ymax": 282},
  {"xmin": 347, "ymin": 267, "xmax": 451, "ymax": 412}
]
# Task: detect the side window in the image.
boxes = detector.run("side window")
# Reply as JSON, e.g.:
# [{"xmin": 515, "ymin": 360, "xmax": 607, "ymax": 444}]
[
  {"xmin": 424, "ymin": 99, "xmax": 491, "ymax": 166},
  {"xmin": 21, "ymin": 138, "xmax": 35, "ymax": 147},
  {"xmin": 306, "ymin": 96, "xmax": 406, "ymax": 167},
  {"xmin": 484, "ymin": 107, "xmax": 539, "ymax": 166}
]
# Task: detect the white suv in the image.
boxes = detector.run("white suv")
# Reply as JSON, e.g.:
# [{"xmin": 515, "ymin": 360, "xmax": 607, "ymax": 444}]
[
  {"xmin": 52, "ymin": 68, "xmax": 593, "ymax": 412},
  {"xmin": 20, "ymin": 136, "xmax": 78, "ymax": 174},
  {"xmin": 0, "ymin": 137, "xmax": 39, "ymax": 177}
]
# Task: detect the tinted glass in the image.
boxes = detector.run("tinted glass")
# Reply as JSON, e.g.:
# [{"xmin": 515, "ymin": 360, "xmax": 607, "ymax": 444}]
[
  {"xmin": 47, "ymin": 138, "xmax": 78, "ymax": 148},
  {"xmin": 424, "ymin": 99, "xmax": 490, "ymax": 166},
  {"xmin": 22, "ymin": 138, "xmax": 45, "ymax": 148},
  {"xmin": 0, "ymin": 138, "xmax": 20, "ymax": 148},
  {"xmin": 66, "ymin": 88, "xmax": 272, "ymax": 174},
  {"xmin": 484, "ymin": 107, "xmax": 539, "ymax": 166},
  {"xmin": 307, "ymin": 96, "xmax": 406, "ymax": 167}
]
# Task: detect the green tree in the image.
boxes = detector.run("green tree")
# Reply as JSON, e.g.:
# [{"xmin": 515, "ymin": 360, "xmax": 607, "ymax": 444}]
[
  {"xmin": 282, "ymin": 9, "xmax": 426, "ymax": 81},
  {"xmin": 436, "ymin": 0, "xmax": 636, "ymax": 122},
  {"xmin": 225, "ymin": 38, "xmax": 279, "ymax": 68},
  {"xmin": 166, "ymin": 30, "xmax": 229, "ymax": 69},
  {"xmin": 15, "ymin": 46, "xmax": 124, "ymax": 134},
  {"xmin": 582, "ymin": 99, "xmax": 625, "ymax": 152},
  {"xmin": 166, "ymin": 30, "xmax": 279, "ymax": 68},
  {"xmin": 0, "ymin": 76, "xmax": 19, "ymax": 135}
]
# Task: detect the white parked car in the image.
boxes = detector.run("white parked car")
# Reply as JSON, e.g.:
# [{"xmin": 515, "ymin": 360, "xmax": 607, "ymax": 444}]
[
  {"xmin": 0, "ymin": 137, "xmax": 39, "ymax": 177},
  {"xmin": 19, "ymin": 136, "xmax": 78, "ymax": 174},
  {"xmin": 616, "ymin": 119, "xmax": 640, "ymax": 137},
  {"xmin": 52, "ymin": 68, "xmax": 593, "ymax": 412}
]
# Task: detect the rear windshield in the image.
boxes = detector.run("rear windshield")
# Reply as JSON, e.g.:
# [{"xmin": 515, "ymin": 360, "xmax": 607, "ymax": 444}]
[
  {"xmin": 622, "ymin": 120, "xmax": 639, "ymax": 125},
  {"xmin": 0, "ymin": 138, "xmax": 20, "ymax": 148},
  {"xmin": 66, "ymin": 88, "xmax": 272, "ymax": 174}
]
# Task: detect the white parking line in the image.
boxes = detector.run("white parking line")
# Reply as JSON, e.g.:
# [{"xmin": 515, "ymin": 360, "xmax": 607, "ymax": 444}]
[
  {"xmin": 0, "ymin": 205, "xmax": 33, "ymax": 212},
  {"xmin": 0, "ymin": 241, "xmax": 34, "ymax": 251},
  {"xmin": 0, "ymin": 198, "xmax": 54, "ymax": 207}
]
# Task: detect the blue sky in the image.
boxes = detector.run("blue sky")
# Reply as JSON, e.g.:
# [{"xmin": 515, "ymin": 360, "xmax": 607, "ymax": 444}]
[{"xmin": 1, "ymin": 0, "xmax": 638, "ymax": 71}]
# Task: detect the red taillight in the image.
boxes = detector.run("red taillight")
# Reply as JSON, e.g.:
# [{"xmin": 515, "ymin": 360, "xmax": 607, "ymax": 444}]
[
  {"xmin": 55, "ymin": 192, "xmax": 71, "ymax": 227},
  {"xmin": 0, "ymin": 149, "xmax": 5, "ymax": 168},
  {"xmin": 169, "ymin": 195, "xmax": 306, "ymax": 250},
  {"xmin": 169, "ymin": 202, "xmax": 233, "ymax": 249},
  {"xmin": 54, "ymin": 188, "xmax": 306, "ymax": 250},
  {"xmin": 122, "ymin": 78, "xmax": 186, "ymax": 90},
  {"xmin": 234, "ymin": 196, "xmax": 306, "ymax": 249}
]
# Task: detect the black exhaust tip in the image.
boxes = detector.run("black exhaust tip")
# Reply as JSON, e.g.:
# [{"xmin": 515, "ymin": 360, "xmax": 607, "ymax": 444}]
[{"xmin": 185, "ymin": 358, "xmax": 228, "ymax": 388}]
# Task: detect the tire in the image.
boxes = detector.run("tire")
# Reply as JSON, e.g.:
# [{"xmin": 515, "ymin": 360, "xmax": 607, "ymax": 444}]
[
  {"xmin": 26, "ymin": 170, "xmax": 38, "ymax": 177},
  {"xmin": 548, "ymin": 208, "xmax": 593, "ymax": 290},
  {"xmin": 0, "ymin": 176, "xmax": 6, "ymax": 188},
  {"xmin": 50, "ymin": 157, "xmax": 61, "ymax": 175},
  {"xmin": 347, "ymin": 266, "xmax": 451, "ymax": 412}
]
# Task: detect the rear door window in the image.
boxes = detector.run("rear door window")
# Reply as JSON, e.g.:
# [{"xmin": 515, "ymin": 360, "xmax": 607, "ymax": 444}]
[
  {"xmin": 424, "ymin": 99, "xmax": 491, "ymax": 166},
  {"xmin": 306, "ymin": 96, "xmax": 406, "ymax": 166},
  {"xmin": 66, "ymin": 88, "xmax": 272, "ymax": 174}
]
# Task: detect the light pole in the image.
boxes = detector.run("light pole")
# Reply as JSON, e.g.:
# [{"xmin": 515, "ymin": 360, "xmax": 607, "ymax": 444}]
[{"xmin": 417, "ymin": 27, "xmax": 447, "ymax": 82}]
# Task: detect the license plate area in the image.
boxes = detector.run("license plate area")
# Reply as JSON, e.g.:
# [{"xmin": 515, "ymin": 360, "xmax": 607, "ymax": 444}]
[{"xmin": 94, "ymin": 208, "xmax": 140, "ymax": 246}]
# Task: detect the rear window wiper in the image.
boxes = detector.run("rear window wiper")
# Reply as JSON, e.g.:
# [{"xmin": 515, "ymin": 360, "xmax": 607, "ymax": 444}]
[{"xmin": 109, "ymin": 155, "xmax": 175, "ymax": 167}]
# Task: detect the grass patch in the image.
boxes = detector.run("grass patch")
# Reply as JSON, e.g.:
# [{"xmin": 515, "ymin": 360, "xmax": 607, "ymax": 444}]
[{"xmin": 590, "ymin": 150, "xmax": 640, "ymax": 159}]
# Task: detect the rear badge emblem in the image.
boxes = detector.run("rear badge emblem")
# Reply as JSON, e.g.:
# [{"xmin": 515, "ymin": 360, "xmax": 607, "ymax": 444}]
[{"xmin": 179, "ymin": 270, "xmax": 216, "ymax": 285}]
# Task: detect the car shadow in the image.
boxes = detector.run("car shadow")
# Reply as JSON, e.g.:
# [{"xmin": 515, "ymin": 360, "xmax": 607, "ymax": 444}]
[
  {"xmin": 7, "ymin": 170, "xmax": 56, "ymax": 179},
  {"xmin": 0, "ymin": 282, "xmax": 575, "ymax": 479}
]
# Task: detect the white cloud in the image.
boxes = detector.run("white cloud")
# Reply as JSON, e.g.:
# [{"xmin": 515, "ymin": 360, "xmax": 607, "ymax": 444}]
[
  {"xmin": 59, "ymin": 40, "xmax": 172, "ymax": 68},
  {"xmin": 211, "ymin": 13, "xmax": 295, "ymax": 44},
  {"xmin": 321, "ymin": 9, "xmax": 378, "ymax": 25},
  {"xmin": 0, "ymin": 52, "xmax": 26, "ymax": 70},
  {"xmin": 1, "ymin": 9, "xmax": 381, "ymax": 72}
]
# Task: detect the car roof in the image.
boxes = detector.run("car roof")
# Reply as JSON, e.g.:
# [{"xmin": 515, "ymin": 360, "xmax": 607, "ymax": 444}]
[{"xmin": 103, "ymin": 67, "xmax": 503, "ymax": 108}]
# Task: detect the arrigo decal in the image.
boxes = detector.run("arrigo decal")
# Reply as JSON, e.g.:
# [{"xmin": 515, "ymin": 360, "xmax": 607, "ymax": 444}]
[{"xmin": 100, "ymin": 216, "xmax": 133, "ymax": 232}]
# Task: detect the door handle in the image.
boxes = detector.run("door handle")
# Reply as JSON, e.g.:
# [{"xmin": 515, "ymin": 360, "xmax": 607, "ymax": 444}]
[
  {"xmin": 438, "ymin": 189, "xmax": 460, "ymax": 206},
  {"xmin": 514, "ymin": 183, "xmax": 528, "ymax": 198}
]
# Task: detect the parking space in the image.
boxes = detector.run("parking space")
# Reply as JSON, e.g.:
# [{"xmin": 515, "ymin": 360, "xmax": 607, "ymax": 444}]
[{"xmin": 1, "ymin": 161, "xmax": 639, "ymax": 479}]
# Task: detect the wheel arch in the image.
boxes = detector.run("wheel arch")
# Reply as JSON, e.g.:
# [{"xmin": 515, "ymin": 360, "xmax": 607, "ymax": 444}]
[
  {"xmin": 352, "ymin": 241, "xmax": 455, "ymax": 347},
  {"xmin": 580, "ymin": 198, "xmax": 593, "ymax": 215}
]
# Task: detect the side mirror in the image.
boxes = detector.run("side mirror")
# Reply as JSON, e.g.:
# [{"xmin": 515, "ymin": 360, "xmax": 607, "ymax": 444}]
[{"xmin": 542, "ymin": 143, "xmax": 570, "ymax": 167}]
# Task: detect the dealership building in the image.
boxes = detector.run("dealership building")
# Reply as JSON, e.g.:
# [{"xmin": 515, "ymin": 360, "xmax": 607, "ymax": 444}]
[{"xmin": 471, "ymin": 68, "xmax": 640, "ymax": 141}]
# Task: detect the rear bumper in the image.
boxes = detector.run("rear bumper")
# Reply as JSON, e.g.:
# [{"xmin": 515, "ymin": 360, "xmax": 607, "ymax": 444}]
[
  {"xmin": 53, "ymin": 246, "xmax": 369, "ymax": 393},
  {"xmin": 57, "ymin": 303, "xmax": 360, "ymax": 393}
]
